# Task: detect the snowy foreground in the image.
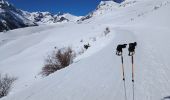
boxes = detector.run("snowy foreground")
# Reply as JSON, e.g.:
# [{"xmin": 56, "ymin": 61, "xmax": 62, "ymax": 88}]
[{"xmin": 0, "ymin": 0, "xmax": 170, "ymax": 100}]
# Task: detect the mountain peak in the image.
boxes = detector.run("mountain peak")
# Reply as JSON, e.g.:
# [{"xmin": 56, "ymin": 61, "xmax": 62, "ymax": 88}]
[
  {"xmin": 0, "ymin": 0, "xmax": 36, "ymax": 32},
  {"xmin": 100, "ymin": 0, "xmax": 125, "ymax": 3},
  {"xmin": 98, "ymin": 0, "xmax": 120, "ymax": 9},
  {"xmin": 0, "ymin": 0, "xmax": 10, "ymax": 8}
]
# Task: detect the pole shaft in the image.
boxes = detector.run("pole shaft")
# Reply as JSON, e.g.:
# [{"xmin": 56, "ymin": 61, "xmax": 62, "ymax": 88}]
[
  {"xmin": 123, "ymin": 80, "xmax": 128, "ymax": 100},
  {"xmin": 121, "ymin": 55, "xmax": 127, "ymax": 100},
  {"xmin": 121, "ymin": 55, "xmax": 125, "ymax": 80},
  {"xmin": 132, "ymin": 56, "xmax": 134, "ymax": 82},
  {"xmin": 133, "ymin": 82, "xmax": 135, "ymax": 100}
]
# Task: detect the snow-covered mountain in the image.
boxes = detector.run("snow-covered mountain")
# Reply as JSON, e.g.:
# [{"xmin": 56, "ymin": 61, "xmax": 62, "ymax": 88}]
[
  {"xmin": 0, "ymin": 0, "xmax": 170, "ymax": 100},
  {"xmin": 22, "ymin": 11, "xmax": 55, "ymax": 24},
  {"xmin": 0, "ymin": 0, "xmax": 36, "ymax": 32},
  {"xmin": 0, "ymin": 0, "xmax": 81, "ymax": 32},
  {"xmin": 78, "ymin": 0, "xmax": 138, "ymax": 22},
  {"xmin": 54, "ymin": 13, "xmax": 82, "ymax": 23},
  {"xmin": 78, "ymin": 0, "xmax": 121, "ymax": 22},
  {"xmin": 24, "ymin": 11, "xmax": 81, "ymax": 24}
]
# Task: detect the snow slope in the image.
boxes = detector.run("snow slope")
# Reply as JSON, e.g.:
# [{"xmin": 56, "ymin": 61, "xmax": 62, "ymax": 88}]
[{"xmin": 0, "ymin": 0, "xmax": 170, "ymax": 100}]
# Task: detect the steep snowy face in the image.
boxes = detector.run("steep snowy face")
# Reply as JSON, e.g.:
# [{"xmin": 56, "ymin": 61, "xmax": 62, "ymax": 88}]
[
  {"xmin": 95, "ymin": 1, "xmax": 120, "ymax": 15},
  {"xmin": 78, "ymin": 0, "xmax": 121, "ymax": 21},
  {"xmin": 78, "ymin": 0, "xmax": 168, "ymax": 23},
  {"xmin": 0, "ymin": 0, "xmax": 36, "ymax": 32},
  {"xmin": 0, "ymin": 0, "xmax": 10, "ymax": 8}
]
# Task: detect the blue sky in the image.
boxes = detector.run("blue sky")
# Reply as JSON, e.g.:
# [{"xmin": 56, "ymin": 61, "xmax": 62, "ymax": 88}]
[{"xmin": 8, "ymin": 0, "xmax": 123, "ymax": 16}]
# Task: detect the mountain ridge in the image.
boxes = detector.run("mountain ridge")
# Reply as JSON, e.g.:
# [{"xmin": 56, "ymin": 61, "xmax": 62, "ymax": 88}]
[{"xmin": 0, "ymin": 0, "xmax": 81, "ymax": 32}]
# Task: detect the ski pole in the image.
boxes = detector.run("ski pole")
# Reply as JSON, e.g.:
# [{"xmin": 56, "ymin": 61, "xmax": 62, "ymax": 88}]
[
  {"xmin": 132, "ymin": 56, "xmax": 134, "ymax": 82},
  {"xmin": 132, "ymin": 55, "xmax": 135, "ymax": 100},
  {"xmin": 123, "ymin": 79, "xmax": 128, "ymax": 100},
  {"xmin": 121, "ymin": 54, "xmax": 127, "ymax": 100},
  {"xmin": 121, "ymin": 55, "xmax": 125, "ymax": 81},
  {"xmin": 132, "ymin": 82, "xmax": 135, "ymax": 100}
]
